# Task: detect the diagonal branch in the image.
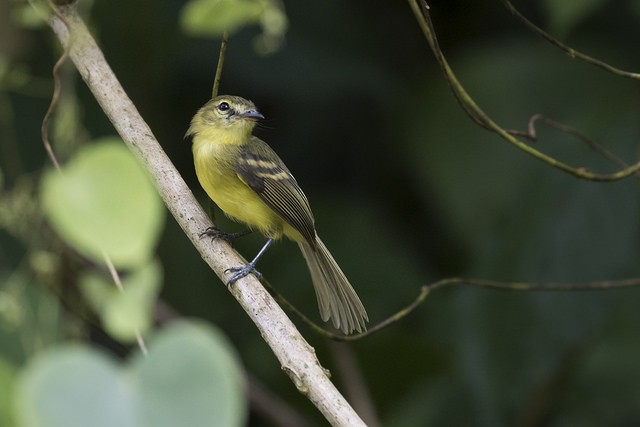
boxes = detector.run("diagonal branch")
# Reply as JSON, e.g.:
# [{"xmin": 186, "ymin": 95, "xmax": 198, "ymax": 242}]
[{"xmin": 46, "ymin": 4, "xmax": 365, "ymax": 426}]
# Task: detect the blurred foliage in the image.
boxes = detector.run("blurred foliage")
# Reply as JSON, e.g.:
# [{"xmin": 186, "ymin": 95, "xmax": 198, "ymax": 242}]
[
  {"xmin": 181, "ymin": 0, "xmax": 288, "ymax": 54},
  {"xmin": 79, "ymin": 259, "xmax": 161, "ymax": 343},
  {"xmin": 14, "ymin": 321, "xmax": 246, "ymax": 427},
  {"xmin": 40, "ymin": 139, "xmax": 165, "ymax": 268},
  {"xmin": 543, "ymin": 0, "xmax": 607, "ymax": 38},
  {"xmin": 0, "ymin": 356, "xmax": 17, "ymax": 426},
  {"xmin": 2, "ymin": 0, "xmax": 640, "ymax": 426}
]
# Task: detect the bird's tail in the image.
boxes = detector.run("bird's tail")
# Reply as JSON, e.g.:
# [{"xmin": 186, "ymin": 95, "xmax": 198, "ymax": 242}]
[{"xmin": 298, "ymin": 238, "xmax": 368, "ymax": 334}]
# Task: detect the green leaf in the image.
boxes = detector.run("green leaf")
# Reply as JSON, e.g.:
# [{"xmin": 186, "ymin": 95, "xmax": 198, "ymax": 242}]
[
  {"xmin": 180, "ymin": 0, "xmax": 288, "ymax": 53},
  {"xmin": 14, "ymin": 322, "xmax": 247, "ymax": 427},
  {"xmin": 103, "ymin": 261, "xmax": 161, "ymax": 341},
  {"xmin": 79, "ymin": 260, "xmax": 162, "ymax": 343},
  {"xmin": 78, "ymin": 271, "xmax": 116, "ymax": 316},
  {"xmin": 41, "ymin": 139, "xmax": 164, "ymax": 269},
  {"xmin": 16, "ymin": 346, "xmax": 137, "ymax": 427},
  {"xmin": 132, "ymin": 321, "xmax": 247, "ymax": 427},
  {"xmin": 180, "ymin": 0, "xmax": 264, "ymax": 36}
]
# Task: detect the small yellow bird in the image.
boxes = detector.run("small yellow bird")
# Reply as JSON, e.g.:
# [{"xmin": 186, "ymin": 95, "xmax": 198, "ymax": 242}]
[{"xmin": 187, "ymin": 95, "xmax": 368, "ymax": 334}]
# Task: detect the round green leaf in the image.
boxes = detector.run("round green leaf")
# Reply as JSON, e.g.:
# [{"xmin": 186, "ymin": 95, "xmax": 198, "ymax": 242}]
[
  {"xmin": 181, "ymin": 0, "xmax": 263, "ymax": 36},
  {"xmin": 41, "ymin": 139, "xmax": 164, "ymax": 269},
  {"xmin": 131, "ymin": 321, "xmax": 247, "ymax": 427},
  {"xmin": 14, "ymin": 324, "xmax": 245, "ymax": 427},
  {"xmin": 104, "ymin": 260, "xmax": 162, "ymax": 342},
  {"xmin": 16, "ymin": 347, "xmax": 138, "ymax": 427},
  {"xmin": 79, "ymin": 260, "xmax": 162, "ymax": 343},
  {"xmin": 78, "ymin": 271, "xmax": 116, "ymax": 316}
]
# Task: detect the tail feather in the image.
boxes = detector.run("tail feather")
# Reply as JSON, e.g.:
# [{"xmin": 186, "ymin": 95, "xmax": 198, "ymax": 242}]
[{"xmin": 299, "ymin": 238, "xmax": 368, "ymax": 334}]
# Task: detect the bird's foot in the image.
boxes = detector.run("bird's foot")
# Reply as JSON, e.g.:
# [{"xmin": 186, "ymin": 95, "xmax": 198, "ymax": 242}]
[
  {"xmin": 199, "ymin": 226, "xmax": 252, "ymax": 244},
  {"xmin": 225, "ymin": 263, "xmax": 262, "ymax": 285}
]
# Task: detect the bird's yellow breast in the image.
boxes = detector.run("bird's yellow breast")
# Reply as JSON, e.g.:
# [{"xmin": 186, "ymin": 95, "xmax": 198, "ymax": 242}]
[{"xmin": 192, "ymin": 136, "xmax": 292, "ymax": 239}]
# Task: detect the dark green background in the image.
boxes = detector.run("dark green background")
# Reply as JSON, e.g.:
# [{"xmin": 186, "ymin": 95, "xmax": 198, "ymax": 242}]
[{"xmin": 3, "ymin": 0, "xmax": 640, "ymax": 425}]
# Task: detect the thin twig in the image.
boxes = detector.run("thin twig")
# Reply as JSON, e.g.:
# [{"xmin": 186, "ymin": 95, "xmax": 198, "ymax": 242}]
[
  {"xmin": 508, "ymin": 114, "xmax": 640, "ymax": 178},
  {"xmin": 40, "ymin": 0, "xmax": 71, "ymax": 170},
  {"xmin": 212, "ymin": 31, "xmax": 228, "ymax": 98},
  {"xmin": 501, "ymin": 0, "xmax": 640, "ymax": 80},
  {"xmin": 103, "ymin": 252, "xmax": 148, "ymax": 356},
  {"xmin": 291, "ymin": 275, "xmax": 640, "ymax": 342},
  {"xmin": 407, "ymin": 0, "xmax": 640, "ymax": 182}
]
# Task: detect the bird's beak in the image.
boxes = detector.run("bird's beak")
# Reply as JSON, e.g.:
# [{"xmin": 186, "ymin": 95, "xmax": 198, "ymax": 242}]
[{"xmin": 239, "ymin": 109, "xmax": 265, "ymax": 120}]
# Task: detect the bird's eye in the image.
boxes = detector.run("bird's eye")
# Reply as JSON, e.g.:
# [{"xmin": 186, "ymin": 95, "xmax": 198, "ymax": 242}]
[{"xmin": 217, "ymin": 102, "xmax": 230, "ymax": 112}]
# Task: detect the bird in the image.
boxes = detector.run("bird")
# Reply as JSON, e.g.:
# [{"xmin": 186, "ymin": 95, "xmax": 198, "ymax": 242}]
[{"xmin": 187, "ymin": 95, "xmax": 368, "ymax": 334}]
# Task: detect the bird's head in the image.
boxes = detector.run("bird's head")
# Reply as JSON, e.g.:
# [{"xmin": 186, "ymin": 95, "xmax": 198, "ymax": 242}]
[{"xmin": 187, "ymin": 95, "xmax": 264, "ymax": 142}]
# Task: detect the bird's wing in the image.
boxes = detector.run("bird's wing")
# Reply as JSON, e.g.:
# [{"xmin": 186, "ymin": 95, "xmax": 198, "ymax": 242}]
[{"xmin": 236, "ymin": 138, "xmax": 316, "ymax": 242}]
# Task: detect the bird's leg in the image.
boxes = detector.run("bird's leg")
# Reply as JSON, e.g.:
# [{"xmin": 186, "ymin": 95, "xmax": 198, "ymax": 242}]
[
  {"xmin": 199, "ymin": 226, "xmax": 254, "ymax": 244},
  {"xmin": 226, "ymin": 239, "xmax": 274, "ymax": 284}
]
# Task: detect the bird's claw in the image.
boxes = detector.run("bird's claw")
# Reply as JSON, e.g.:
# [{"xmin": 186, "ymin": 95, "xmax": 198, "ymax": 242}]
[
  {"xmin": 199, "ymin": 227, "xmax": 252, "ymax": 244},
  {"xmin": 225, "ymin": 264, "xmax": 262, "ymax": 285}
]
